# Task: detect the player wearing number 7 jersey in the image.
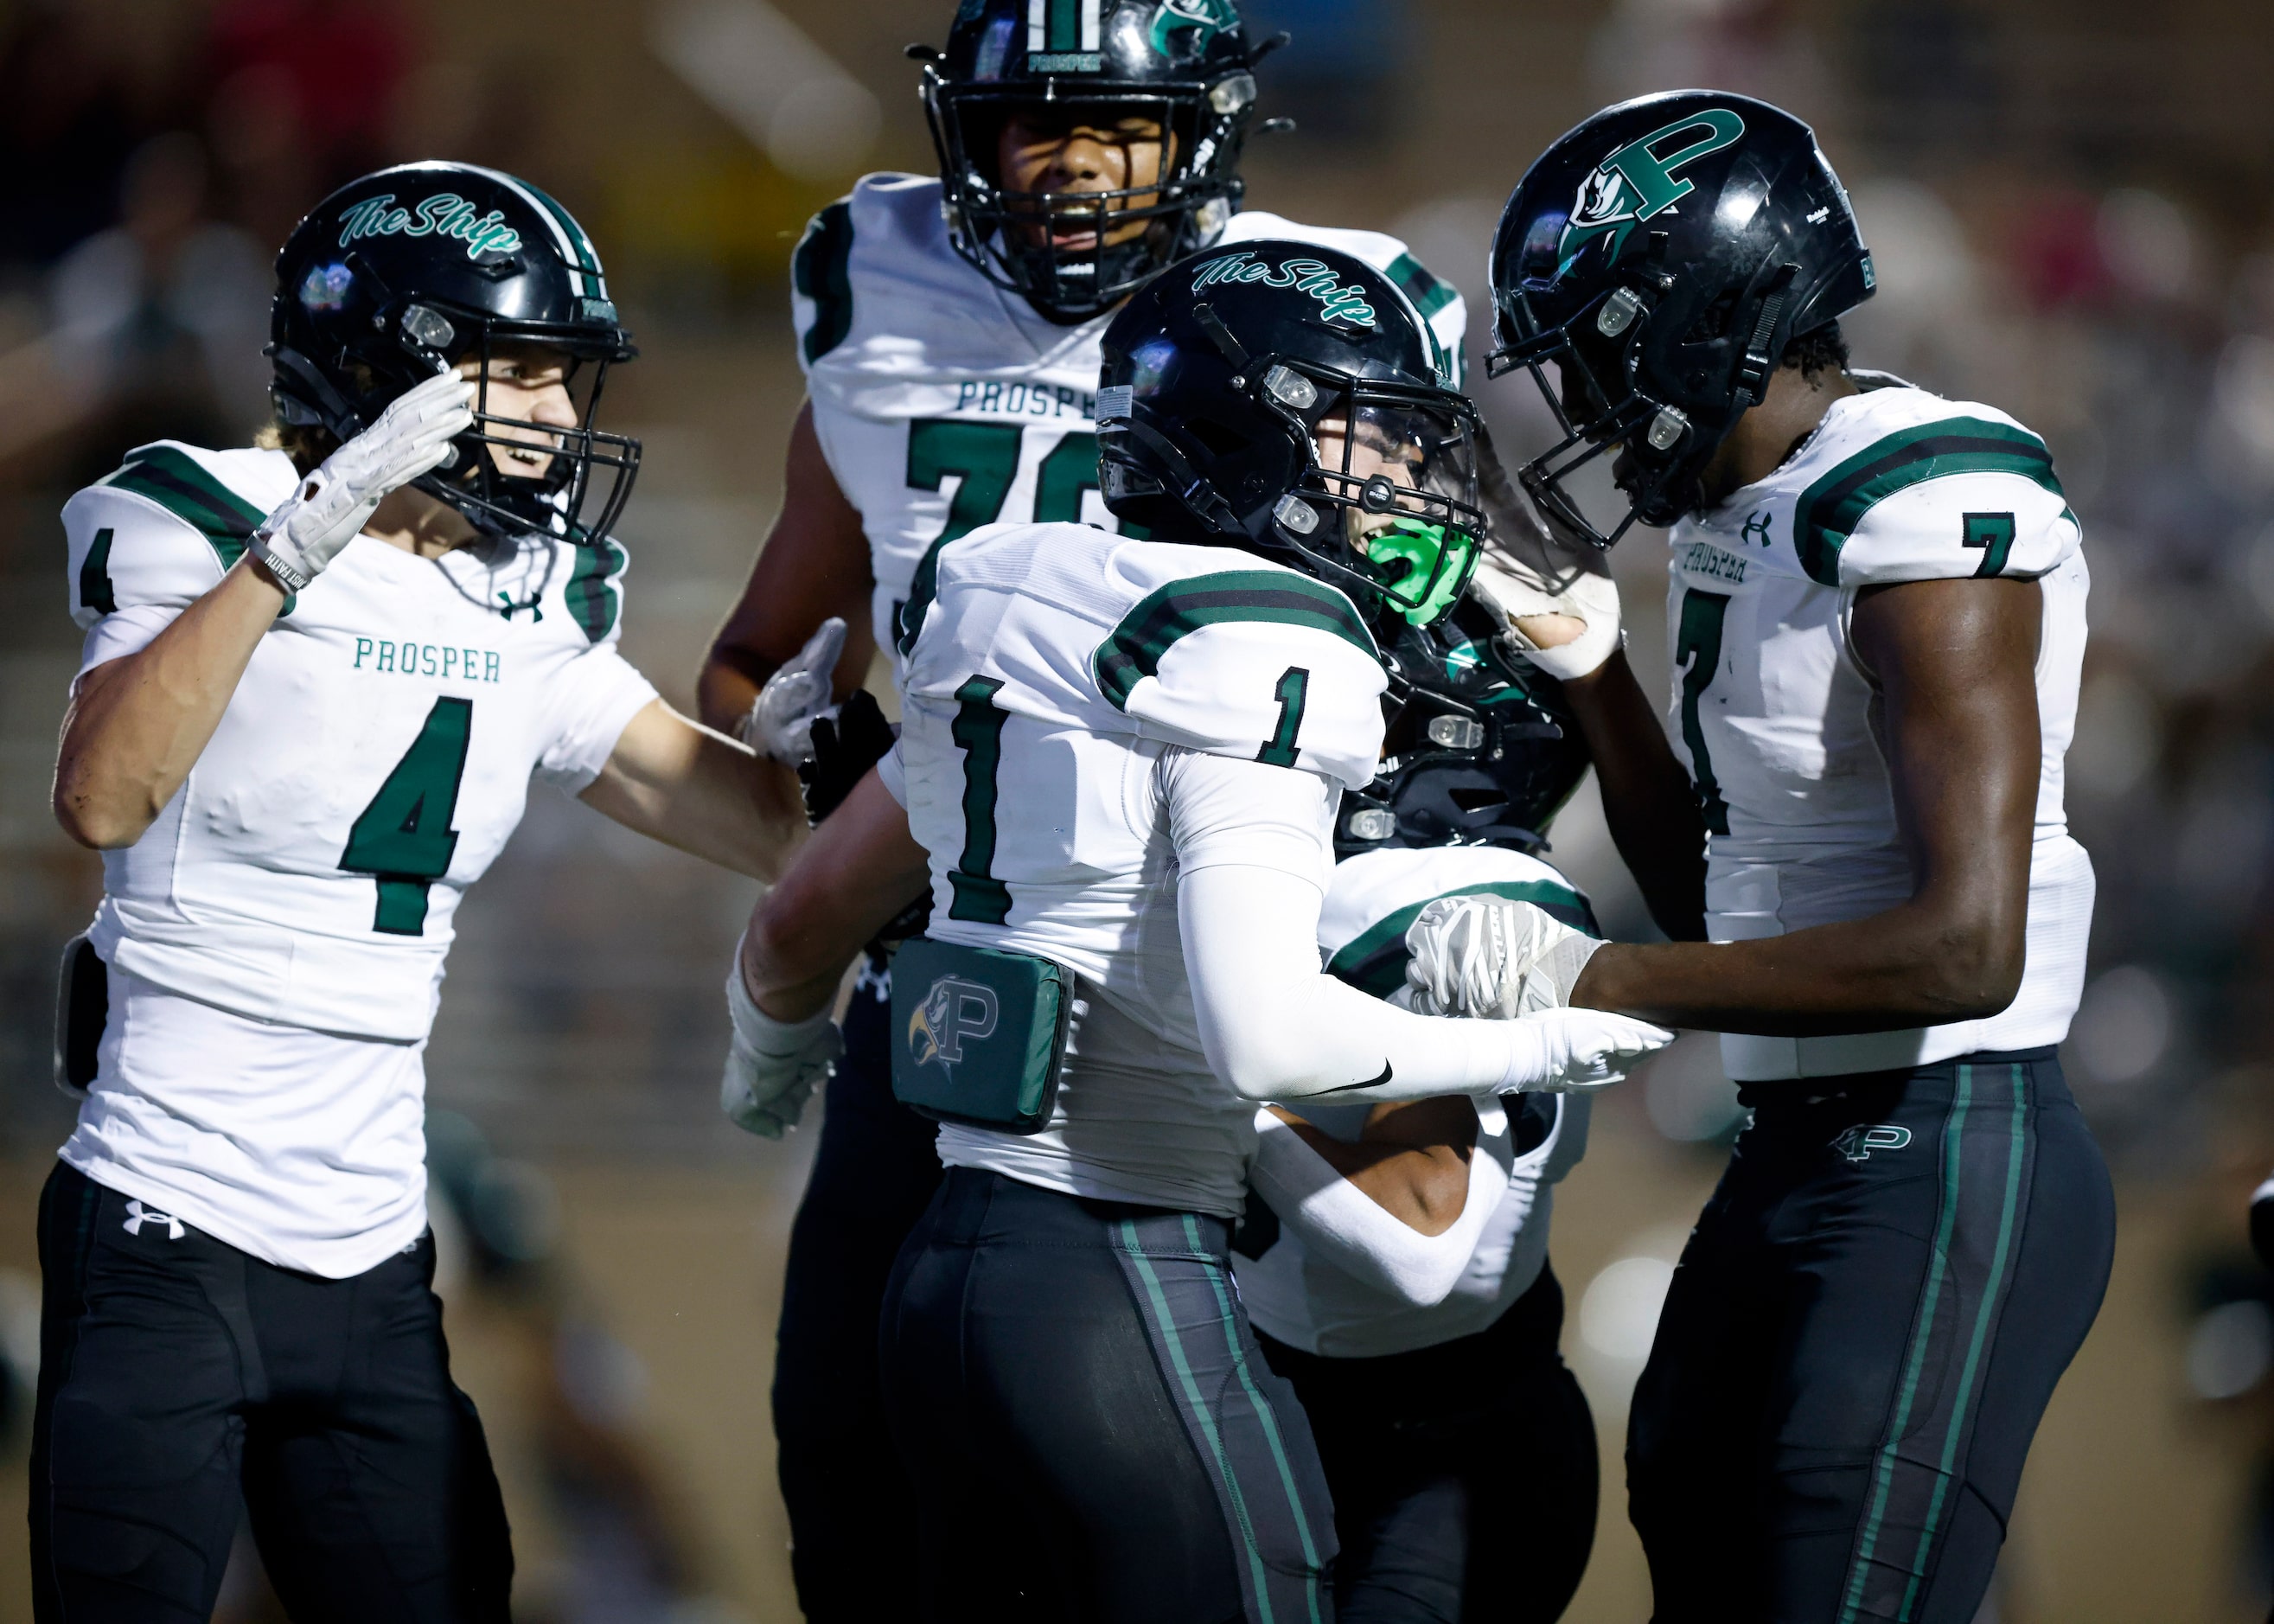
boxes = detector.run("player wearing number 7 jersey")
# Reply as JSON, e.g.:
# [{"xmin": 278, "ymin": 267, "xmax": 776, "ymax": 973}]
[
  {"xmin": 35, "ymin": 164, "xmax": 807, "ymax": 1621},
  {"xmin": 1460, "ymin": 93, "xmax": 2117, "ymax": 1622}
]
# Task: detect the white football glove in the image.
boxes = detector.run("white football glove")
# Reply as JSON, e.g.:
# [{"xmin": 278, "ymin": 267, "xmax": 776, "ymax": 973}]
[
  {"xmin": 1470, "ymin": 552, "xmax": 1623, "ymax": 683},
  {"xmin": 248, "ymin": 370, "xmax": 475, "ymax": 591},
  {"xmin": 1404, "ymin": 895, "xmax": 1606, "ymax": 1019},
  {"xmin": 738, "ymin": 617, "xmax": 846, "ymax": 766},
  {"xmin": 1495, "ymin": 1006, "xmax": 1677, "ymax": 1094},
  {"xmin": 720, "ymin": 939, "xmax": 843, "ymax": 1138}
]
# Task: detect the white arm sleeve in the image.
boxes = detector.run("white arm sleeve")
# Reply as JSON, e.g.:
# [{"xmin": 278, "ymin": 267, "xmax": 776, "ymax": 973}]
[
  {"xmin": 1248, "ymin": 1106, "xmax": 1511, "ymax": 1307},
  {"xmin": 1167, "ymin": 751, "xmax": 1675, "ymax": 1103}
]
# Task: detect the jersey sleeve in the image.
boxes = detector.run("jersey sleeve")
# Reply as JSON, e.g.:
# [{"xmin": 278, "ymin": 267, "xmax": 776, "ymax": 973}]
[
  {"xmin": 1792, "ymin": 416, "xmax": 2082, "ymax": 588},
  {"xmin": 533, "ymin": 646, "xmax": 661, "ymax": 792},
  {"xmin": 1092, "ymin": 568, "xmax": 1387, "ymax": 790},
  {"xmin": 789, "ymin": 196, "xmax": 855, "ymax": 374}
]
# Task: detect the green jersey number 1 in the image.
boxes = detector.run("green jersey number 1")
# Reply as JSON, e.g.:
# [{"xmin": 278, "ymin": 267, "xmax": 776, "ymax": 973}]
[{"xmin": 340, "ymin": 697, "xmax": 473, "ymax": 935}]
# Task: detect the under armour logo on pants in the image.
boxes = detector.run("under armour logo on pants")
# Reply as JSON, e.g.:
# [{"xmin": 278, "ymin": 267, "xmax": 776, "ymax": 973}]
[{"xmin": 123, "ymin": 1199, "xmax": 185, "ymax": 1240}]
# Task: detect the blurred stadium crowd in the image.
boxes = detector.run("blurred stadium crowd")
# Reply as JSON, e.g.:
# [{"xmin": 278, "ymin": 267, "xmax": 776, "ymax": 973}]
[{"xmin": 3, "ymin": 0, "xmax": 2273, "ymax": 1618}]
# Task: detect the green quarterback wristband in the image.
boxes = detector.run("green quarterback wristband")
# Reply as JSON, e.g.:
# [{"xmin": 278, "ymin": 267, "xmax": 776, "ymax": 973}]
[{"xmin": 890, "ymin": 937, "xmax": 1074, "ymax": 1135}]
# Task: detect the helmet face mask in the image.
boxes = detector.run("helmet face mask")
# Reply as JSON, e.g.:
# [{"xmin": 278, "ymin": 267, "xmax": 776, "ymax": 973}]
[
  {"xmin": 1097, "ymin": 240, "xmax": 1486, "ymax": 635},
  {"xmin": 921, "ymin": 0, "xmax": 1261, "ymax": 324},
  {"xmin": 1485, "ymin": 92, "xmax": 1875, "ymax": 548},
  {"xmin": 270, "ymin": 163, "xmax": 642, "ymax": 546}
]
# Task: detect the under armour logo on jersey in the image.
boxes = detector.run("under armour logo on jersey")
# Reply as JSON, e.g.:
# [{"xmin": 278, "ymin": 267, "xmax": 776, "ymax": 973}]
[
  {"xmin": 907, "ymin": 975, "xmax": 999, "ymax": 1071},
  {"xmin": 496, "ymin": 591, "xmax": 543, "ymax": 622},
  {"xmin": 1741, "ymin": 509, "xmax": 1773, "ymax": 547},
  {"xmin": 1831, "ymin": 1124, "xmax": 1913, "ymax": 1162},
  {"xmin": 122, "ymin": 1199, "xmax": 185, "ymax": 1240}
]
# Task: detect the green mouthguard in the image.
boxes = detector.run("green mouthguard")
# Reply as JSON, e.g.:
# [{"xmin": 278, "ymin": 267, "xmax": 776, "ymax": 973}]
[{"xmin": 1364, "ymin": 517, "xmax": 1480, "ymax": 627}]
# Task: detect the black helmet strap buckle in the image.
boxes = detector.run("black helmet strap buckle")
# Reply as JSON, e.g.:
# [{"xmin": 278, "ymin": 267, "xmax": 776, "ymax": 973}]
[{"xmin": 1731, "ymin": 261, "xmax": 1800, "ymax": 408}]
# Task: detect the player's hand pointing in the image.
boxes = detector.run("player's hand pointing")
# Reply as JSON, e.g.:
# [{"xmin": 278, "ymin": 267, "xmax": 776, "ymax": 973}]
[
  {"xmin": 249, "ymin": 370, "xmax": 476, "ymax": 591},
  {"xmin": 740, "ymin": 617, "xmax": 846, "ymax": 765}
]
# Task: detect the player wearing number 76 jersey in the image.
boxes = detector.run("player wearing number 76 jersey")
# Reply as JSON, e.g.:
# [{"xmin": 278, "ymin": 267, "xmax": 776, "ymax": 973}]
[{"xmin": 35, "ymin": 163, "xmax": 807, "ymax": 1622}]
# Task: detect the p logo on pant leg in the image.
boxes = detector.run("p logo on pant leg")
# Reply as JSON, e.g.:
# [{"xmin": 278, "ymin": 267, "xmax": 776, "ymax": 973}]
[{"xmin": 1831, "ymin": 1125, "xmax": 1912, "ymax": 1163}]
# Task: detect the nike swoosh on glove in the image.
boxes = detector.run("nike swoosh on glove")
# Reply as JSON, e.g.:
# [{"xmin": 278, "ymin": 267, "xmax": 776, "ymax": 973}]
[
  {"xmin": 1470, "ymin": 552, "xmax": 1623, "ymax": 682},
  {"xmin": 1496, "ymin": 1007, "xmax": 1676, "ymax": 1094},
  {"xmin": 249, "ymin": 370, "xmax": 475, "ymax": 591},
  {"xmin": 1404, "ymin": 895, "xmax": 1605, "ymax": 1018},
  {"xmin": 720, "ymin": 937, "xmax": 843, "ymax": 1137},
  {"xmin": 740, "ymin": 617, "xmax": 846, "ymax": 766}
]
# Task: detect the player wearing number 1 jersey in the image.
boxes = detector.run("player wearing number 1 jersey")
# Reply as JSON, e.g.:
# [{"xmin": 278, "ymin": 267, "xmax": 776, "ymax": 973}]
[
  {"xmin": 691, "ymin": 3, "xmax": 1469, "ymax": 1613},
  {"xmin": 726, "ymin": 244, "xmax": 1670, "ymax": 1619},
  {"xmin": 35, "ymin": 164, "xmax": 807, "ymax": 1621},
  {"xmin": 1440, "ymin": 93, "xmax": 2118, "ymax": 1621}
]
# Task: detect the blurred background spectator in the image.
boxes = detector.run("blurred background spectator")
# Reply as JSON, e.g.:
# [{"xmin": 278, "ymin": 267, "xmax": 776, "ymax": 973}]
[{"xmin": 3, "ymin": 0, "xmax": 2273, "ymax": 1617}]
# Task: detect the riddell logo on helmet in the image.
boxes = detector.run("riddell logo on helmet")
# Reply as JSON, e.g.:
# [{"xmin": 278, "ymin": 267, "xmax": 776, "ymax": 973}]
[
  {"xmin": 337, "ymin": 194, "xmax": 525, "ymax": 263},
  {"xmin": 1190, "ymin": 253, "xmax": 1377, "ymax": 327},
  {"xmin": 1556, "ymin": 109, "xmax": 1747, "ymax": 272}
]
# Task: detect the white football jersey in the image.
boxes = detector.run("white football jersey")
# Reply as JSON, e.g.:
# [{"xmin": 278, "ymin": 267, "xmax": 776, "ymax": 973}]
[
  {"xmin": 57, "ymin": 441, "xmax": 658, "ymax": 1275},
  {"xmin": 1236, "ymin": 845, "xmax": 1596, "ymax": 1358},
  {"xmin": 63, "ymin": 441, "xmax": 660, "ymax": 1041},
  {"xmin": 790, "ymin": 174, "xmax": 1468, "ymax": 667},
  {"xmin": 1662, "ymin": 381, "xmax": 2093, "ymax": 1079},
  {"xmin": 888, "ymin": 519, "xmax": 1387, "ymax": 1218}
]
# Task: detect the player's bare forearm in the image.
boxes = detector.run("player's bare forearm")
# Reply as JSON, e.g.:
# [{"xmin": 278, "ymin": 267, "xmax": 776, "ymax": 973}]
[
  {"xmin": 1268, "ymin": 1098, "xmax": 1476, "ymax": 1236},
  {"xmin": 1556, "ymin": 649, "xmax": 1708, "ymax": 940},
  {"xmin": 580, "ymin": 700, "xmax": 808, "ymax": 881},
  {"xmin": 742, "ymin": 767, "xmax": 931, "ymax": 1021},
  {"xmin": 697, "ymin": 400, "xmax": 877, "ymax": 732},
  {"xmin": 53, "ymin": 554, "xmax": 291, "ymax": 849},
  {"xmin": 1572, "ymin": 578, "xmax": 2041, "ymax": 1034}
]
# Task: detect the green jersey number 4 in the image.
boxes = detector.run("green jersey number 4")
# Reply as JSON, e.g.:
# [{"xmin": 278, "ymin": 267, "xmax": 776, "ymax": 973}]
[{"xmin": 341, "ymin": 697, "xmax": 473, "ymax": 935}]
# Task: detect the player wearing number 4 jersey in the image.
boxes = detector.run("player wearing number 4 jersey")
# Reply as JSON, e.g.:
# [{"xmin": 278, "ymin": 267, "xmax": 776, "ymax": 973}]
[
  {"xmin": 1434, "ymin": 93, "xmax": 2117, "ymax": 1622},
  {"xmin": 36, "ymin": 164, "xmax": 806, "ymax": 1622},
  {"xmin": 727, "ymin": 243, "xmax": 1671, "ymax": 1620},
  {"xmin": 691, "ymin": 3, "xmax": 1469, "ymax": 1614}
]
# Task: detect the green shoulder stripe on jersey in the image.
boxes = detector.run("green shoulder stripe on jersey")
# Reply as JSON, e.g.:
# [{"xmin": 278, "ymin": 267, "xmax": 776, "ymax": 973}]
[
  {"xmin": 565, "ymin": 537, "xmax": 626, "ymax": 643},
  {"xmin": 1792, "ymin": 418, "xmax": 2069, "ymax": 586},
  {"xmin": 794, "ymin": 201, "xmax": 855, "ymax": 365},
  {"xmin": 1385, "ymin": 253, "xmax": 1457, "ymax": 320},
  {"xmin": 79, "ymin": 527, "xmax": 118, "ymax": 615},
  {"xmin": 1095, "ymin": 571, "xmax": 1377, "ymax": 712},
  {"xmin": 101, "ymin": 446, "xmax": 295, "ymax": 615},
  {"xmin": 1326, "ymin": 879, "xmax": 1599, "ymax": 1001}
]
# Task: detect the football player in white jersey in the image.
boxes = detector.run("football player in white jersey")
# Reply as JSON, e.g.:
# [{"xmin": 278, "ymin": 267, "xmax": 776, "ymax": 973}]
[
  {"xmin": 35, "ymin": 163, "xmax": 808, "ymax": 1622},
  {"xmin": 724, "ymin": 244, "xmax": 1672, "ymax": 1620},
  {"xmin": 1234, "ymin": 617, "xmax": 1606, "ymax": 1621},
  {"xmin": 689, "ymin": 4, "xmax": 1470, "ymax": 1612},
  {"xmin": 1410, "ymin": 93, "xmax": 2118, "ymax": 1622}
]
